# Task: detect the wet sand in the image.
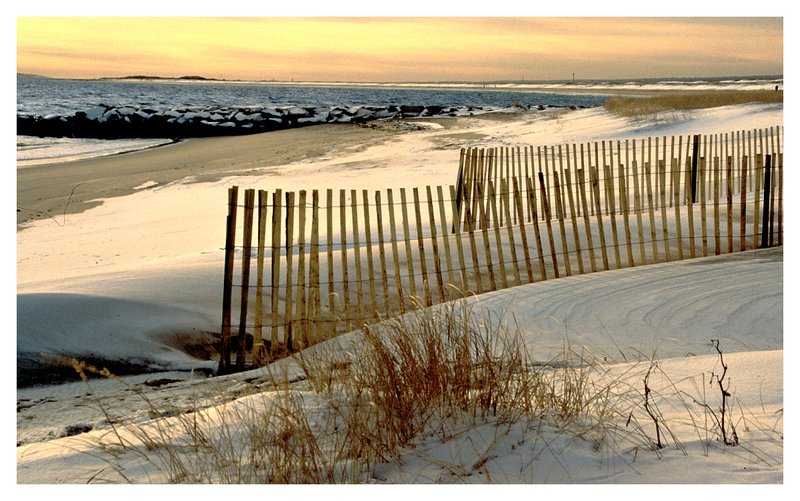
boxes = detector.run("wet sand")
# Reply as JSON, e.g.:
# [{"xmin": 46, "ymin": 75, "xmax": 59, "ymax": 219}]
[{"xmin": 16, "ymin": 121, "xmax": 416, "ymax": 226}]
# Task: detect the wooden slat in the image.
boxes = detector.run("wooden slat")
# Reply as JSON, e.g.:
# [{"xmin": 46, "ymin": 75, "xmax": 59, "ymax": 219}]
[
  {"xmin": 726, "ymin": 157, "xmax": 733, "ymax": 254},
  {"xmin": 631, "ymin": 160, "xmax": 646, "ymax": 265},
  {"xmin": 564, "ymin": 165, "xmax": 584, "ymax": 274},
  {"xmin": 618, "ymin": 163, "xmax": 634, "ymax": 267},
  {"xmin": 253, "ymin": 189, "xmax": 268, "ymax": 365},
  {"xmin": 374, "ymin": 191, "xmax": 391, "ymax": 314},
  {"xmin": 714, "ymin": 158, "xmax": 721, "ymax": 255},
  {"xmin": 219, "ymin": 186, "xmax": 238, "ymax": 373},
  {"xmin": 604, "ymin": 162, "xmax": 621, "ymax": 269},
  {"xmin": 426, "ymin": 185, "xmax": 446, "ymax": 302},
  {"xmin": 270, "ymin": 188, "xmax": 282, "ymax": 353},
  {"xmin": 294, "ymin": 190, "xmax": 308, "ymax": 348},
  {"xmin": 512, "ymin": 177, "xmax": 534, "ymax": 283},
  {"xmin": 476, "ymin": 181, "xmax": 496, "ymax": 291},
  {"xmin": 386, "ymin": 189, "xmax": 405, "ymax": 313},
  {"xmin": 539, "ymin": 171, "xmax": 560, "ymax": 277},
  {"xmin": 309, "ymin": 190, "xmax": 321, "ymax": 346},
  {"xmin": 740, "ymin": 156, "xmax": 748, "ymax": 251},
  {"xmin": 502, "ymin": 179, "xmax": 522, "ymax": 285},
  {"xmin": 658, "ymin": 161, "xmax": 670, "ymax": 262},
  {"xmin": 350, "ymin": 189, "xmax": 364, "ymax": 322},
  {"xmin": 685, "ymin": 157, "xmax": 696, "ymax": 258},
  {"xmin": 488, "ymin": 181, "xmax": 508, "ymax": 289},
  {"xmin": 526, "ymin": 176, "xmax": 547, "ymax": 280},
  {"xmin": 644, "ymin": 163, "xmax": 659, "ymax": 263},
  {"xmin": 362, "ymin": 189, "xmax": 378, "ymax": 319},
  {"xmin": 699, "ymin": 157, "xmax": 708, "ymax": 256},
  {"xmin": 400, "ymin": 188, "xmax": 417, "ymax": 298},
  {"xmin": 753, "ymin": 154, "xmax": 762, "ymax": 248},
  {"xmin": 672, "ymin": 159, "xmax": 684, "ymax": 260},
  {"xmin": 437, "ymin": 185, "xmax": 456, "ymax": 296},
  {"xmin": 552, "ymin": 168, "xmax": 572, "ymax": 276},
  {"xmin": 339, "ymin": 189, "xmax": 351, "ymax": 331},
  {"xmin": 283, "ymin": 191, "xmax": 295, "ymax": 351},
  {"xmin": 589, "ymin": 166, "xmax": 609, "ymax": 271},
  {"xmin": 576, "ymin": 168, "xmax": 596, "ymax": 273},
  {"xmin": 236, "ymin": 188, "xmax": 255, "ymax": 369},
  {"xmin": 450, "ymin": 185, "xmax": 470, "ymax": 294},
  {"xmin": 413, "ymin": 187, "xmax": 433, "ymax": 306},
  {"xmin": 326, "ymin": 189, "xmax": 335, "ymax": 333}
]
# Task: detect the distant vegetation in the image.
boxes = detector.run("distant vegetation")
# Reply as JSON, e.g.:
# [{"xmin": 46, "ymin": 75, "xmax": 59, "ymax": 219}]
[
  {"xmin": 605, "ymin": 90, "xmax": 783, "ymax": 118},
  {"xmin": 103, "ymin": 75, "xmax": 221, "ymax": 81}
]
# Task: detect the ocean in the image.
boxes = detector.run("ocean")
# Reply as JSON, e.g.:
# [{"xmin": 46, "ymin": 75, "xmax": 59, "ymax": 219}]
[{"xmin": 16, "ymin": 74, "xmax": 782, "ymax": 165}]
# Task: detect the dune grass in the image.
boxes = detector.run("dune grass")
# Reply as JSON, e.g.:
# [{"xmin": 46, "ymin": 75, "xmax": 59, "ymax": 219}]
[
  {"xmin": 605, "ymin": 90, "xmax": 783, "ymax": 118},
  {"xmin": 71, "ymin": 300, "xmax": 781, "ymax": 483}
]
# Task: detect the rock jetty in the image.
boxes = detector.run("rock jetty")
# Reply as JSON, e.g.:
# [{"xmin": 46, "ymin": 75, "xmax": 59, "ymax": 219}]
[{"xmin": 17, "ymin": 103, "xmax": 586, "ymax": 139}]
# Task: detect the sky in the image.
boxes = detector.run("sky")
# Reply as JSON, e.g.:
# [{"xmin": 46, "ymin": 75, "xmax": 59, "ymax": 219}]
[{"xmin": 16, "ymin": 16, "xmax": 783, "ymax": 82}]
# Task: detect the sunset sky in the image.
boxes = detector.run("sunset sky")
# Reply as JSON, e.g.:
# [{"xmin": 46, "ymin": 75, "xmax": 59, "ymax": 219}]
[{"xmin": 16, "ymin": 16, "xmax": 783, "ymax": 82}]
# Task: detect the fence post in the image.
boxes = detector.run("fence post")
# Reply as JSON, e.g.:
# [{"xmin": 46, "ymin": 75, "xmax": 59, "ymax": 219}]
[
  {"xmin": 739, "ymin": 156, "xmax": 747, "ymax": 252},
  {"xmin": 691, "ymin": 134, "xmax": 700, "ymax": 203},
  {"xmin": 235, "ymin": 188, "xmax": 255, "ymax": 370},
  {"xmin": 726, "ymin": 157, "xmax": 733, "ymax": 254},
  {"xmin": 454, "ymin": 149, "xmax": 466, "ymax": 233},
  {"xmin": 761, "ymin": 155, "xmax": 772, "ymax": 248},
  {"xmin": 219, "ymin": 186, "xmax": 239, "ymax": 374},
  {"xmin": 777, "ymin": 152, "xmax": 783, "ymax": 245},
  {"xmin": 685, "ymin": 157, "xmax": 696, "ymax": 259},
  {"xmin": 753, "ymin": 154, "xmax": 762, "ymax": 249},
  {"xmin": 713, "ymin": 158, "xmax": 721, "ymax": 255}
]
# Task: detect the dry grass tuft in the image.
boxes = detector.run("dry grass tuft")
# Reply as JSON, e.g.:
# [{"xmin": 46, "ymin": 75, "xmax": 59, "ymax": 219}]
[{"xmin": 71, "ymin": 300, "xmax": 780, "ymax": 483}]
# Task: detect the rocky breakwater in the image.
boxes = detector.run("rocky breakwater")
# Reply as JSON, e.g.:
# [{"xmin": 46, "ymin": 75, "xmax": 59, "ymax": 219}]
[
  {"xmin": 18, "ymin": 104, "xmax": 478, "ymax": 139},
  {"xmin": 17, "ymin": 103, "xmax": 587, "ymax": 139}
]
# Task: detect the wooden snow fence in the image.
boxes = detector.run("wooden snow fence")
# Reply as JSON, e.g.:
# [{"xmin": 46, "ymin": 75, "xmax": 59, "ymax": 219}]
[{"xmin": 218, "ymin": 126, "xmax": 783, "ymax": 373}]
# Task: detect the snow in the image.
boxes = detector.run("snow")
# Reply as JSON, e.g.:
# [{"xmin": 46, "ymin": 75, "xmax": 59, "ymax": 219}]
[{"xmin": 14, "ymin": 102, "xmax": 786, "ymax": 489}]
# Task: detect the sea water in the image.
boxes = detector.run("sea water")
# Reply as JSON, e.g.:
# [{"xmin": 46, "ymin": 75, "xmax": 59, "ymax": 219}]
[{"xmin": 16, "ymin": 74, "xmax": 781, "ymax": 164}]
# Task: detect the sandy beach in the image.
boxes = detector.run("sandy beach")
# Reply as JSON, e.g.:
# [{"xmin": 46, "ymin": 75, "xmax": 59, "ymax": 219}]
[
  {"xmin": 15, "ymin": 103, "xmax": 785, "ymax": 484},
  {"xmin": 17, "ymin": 121, "xmax": 420, "ymax": 226}
]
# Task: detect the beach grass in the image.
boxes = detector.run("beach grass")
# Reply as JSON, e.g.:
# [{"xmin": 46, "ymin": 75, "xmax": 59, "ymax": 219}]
[
  {"xmin": 67, "ymin": 300, "xmax": 782, "ymax": 483},
  {"xmin": 604, "ymin": 90, "xmax": 783, "ymax": 118}
]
